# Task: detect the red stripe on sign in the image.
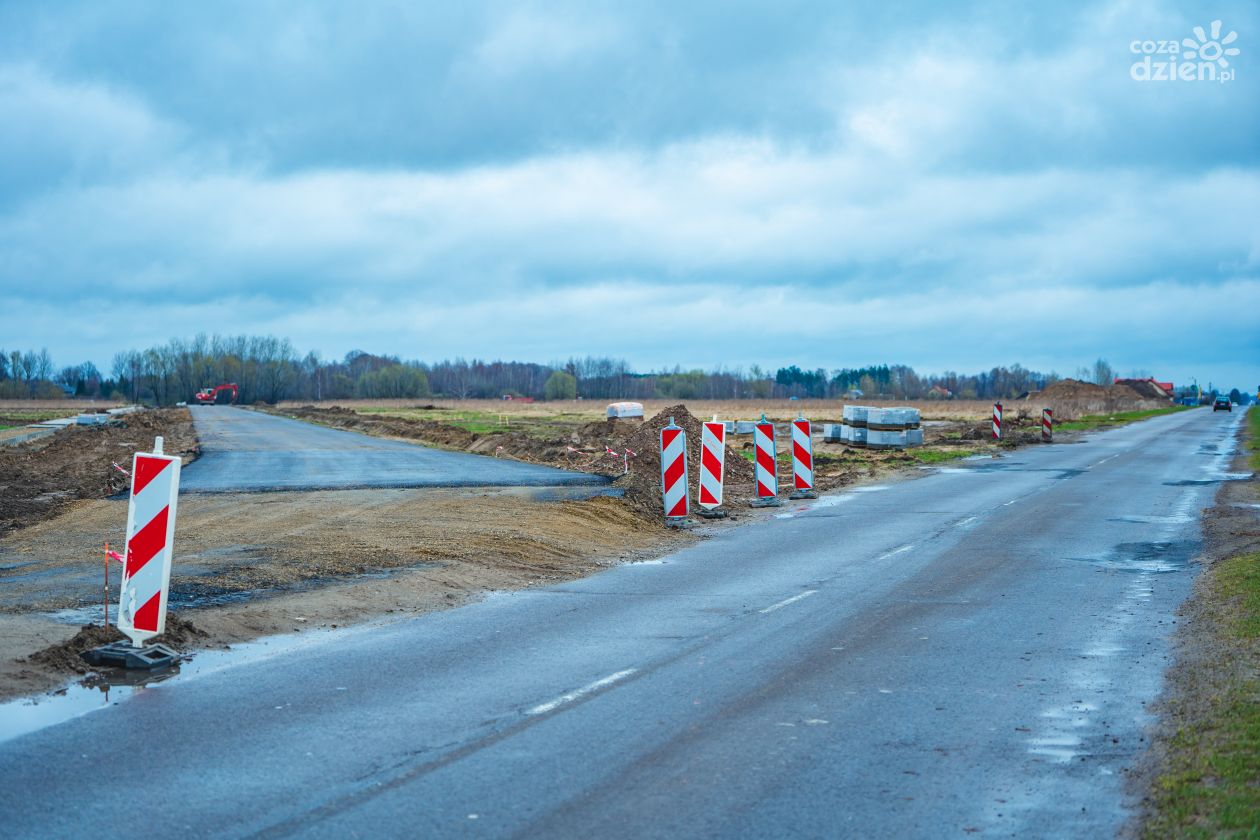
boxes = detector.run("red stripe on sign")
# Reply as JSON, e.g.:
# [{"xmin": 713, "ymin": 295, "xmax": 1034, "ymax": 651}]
[
  {"xmin": 756, "ymin": 447, "xmax": 775, "ymax": 473},
  {"xmin": 125, "ymin": 506, "xmax": 169, "ymax": 579},
  {"xmin": 700, "ymin": 486, "xmax": 717, "ymax": 505},
  {"xmin": 757, "ymin": 480, "xmax": 774, "ymax": 497},
  {"xmin": 701, "ymin": 446, "xmax": 722, "ymax": 478},
  {"xmin": 661, "ymin": 428, "xmax": 681, "ymax": 448},
  {"xmin": 794, "ymin": 442, "xmax": 812, "ymax": 470},
  {"xmin": 794, "ymin": 421, "xmax": 808, "ymax": 435},
  {"xmin": 132, "ymin": 456, "xmax": 171, "ymax": 496},
  {"xmin": 663, "ymin": 455, "xmax": 685, "ymax": 489},
  {"xmin": 666, "ymin": 497, "xmax": 687, "ymax": 517},
  {"xmin": 133, "ymin": 590, "xmax": 162, "ymax": 632}
]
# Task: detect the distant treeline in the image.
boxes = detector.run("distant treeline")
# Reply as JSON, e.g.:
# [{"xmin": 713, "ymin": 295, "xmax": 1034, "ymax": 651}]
[{"xmin": 2, "ymin": 335, "xmax": 1102, "ymax": 405}]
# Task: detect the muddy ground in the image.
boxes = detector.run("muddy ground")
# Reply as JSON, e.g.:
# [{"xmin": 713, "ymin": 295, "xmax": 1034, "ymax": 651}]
[
  {"xmin": 0, "ymin": 488, "xmax": 692, "ymax": 700},
  {"xmin": 0, "ymin": 408, "xmax": 198, "ymax": 534}
]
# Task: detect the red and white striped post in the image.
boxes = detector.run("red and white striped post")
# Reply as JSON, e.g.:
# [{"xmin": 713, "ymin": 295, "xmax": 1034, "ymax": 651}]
[
  {"xmin": 750, "ymin": 415, "xmax": 781, "ymax": 507},
  {"xmin": 789, "ymin": 414, "xmax": 817, "ymax": 500},
  {"xmin": 992, "ymin": 402, "xmax": 1003, "ymax": 441},
  {"xmin": 118, "ymin": 437, "xmax": 181, "ymax": 647},
  {"xmin": 659, "ymin": 417, "xmax": 689, "ymax": 525},
  {"xmin": 697, "ymin": 418, "xmax": 727, "ymax": 518},
  {"xmin": 1042, "ymin": 408, "xmax": 1053, "ymax": 442}
]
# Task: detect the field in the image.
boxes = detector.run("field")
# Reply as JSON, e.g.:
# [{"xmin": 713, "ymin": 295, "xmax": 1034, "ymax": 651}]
[
  {"xmin": 0, "ymin": 398, "xmax": 123, "ymax": 430},
  {"xmin": 275, "ymin": 398, "xmax": 1000, "ymax": 437}
]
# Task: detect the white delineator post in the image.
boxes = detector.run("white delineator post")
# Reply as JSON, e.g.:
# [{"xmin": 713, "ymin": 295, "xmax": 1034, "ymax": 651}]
[
  {"xmin": 118, "ymin": 436, "xmax": 181, "ymax": 647},
  {"xmin": 751, "ymin": 415, "xmax": 781, "ymax": 507},
  {"xmin": 698, "ymin": 419, "xmax": 726, "ymax": 515},
  {"xmin": 1042, "ymin": 408, "xmax": 1053, "ymax": 443},
  {"xmin": 992, "ymin": 402, "xmax": 1003, "ymax": 441},
  {"xmin": 789, "ymin": 415, "xmax": 817, "ymax": 500},
  {"xmin": 659, "ymin": 418, "xmax": 689, "ymax": 524}
]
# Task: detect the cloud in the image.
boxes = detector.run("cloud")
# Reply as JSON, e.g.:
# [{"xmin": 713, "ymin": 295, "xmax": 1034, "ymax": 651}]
[
  {"xmin": 3, "ymin": 139, "xmax": 1256, "ymax": 302},
  {"xmin": 0, "ymin": 64, "xmax": 183, "ymax": 206},
  {"xmin": 0, "ymin": 0, "xmax": 1256, "ymax": 388}
]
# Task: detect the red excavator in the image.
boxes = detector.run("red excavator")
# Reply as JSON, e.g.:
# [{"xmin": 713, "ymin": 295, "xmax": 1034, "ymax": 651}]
[{"xmin": 194, "ymin": 383, "xmax": 239, "ymax": 405}]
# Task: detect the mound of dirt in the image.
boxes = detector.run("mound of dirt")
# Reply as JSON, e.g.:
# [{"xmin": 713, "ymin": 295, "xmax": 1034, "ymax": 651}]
[
  {"xmin": 26, "ymin": 615, "xmax": 208, "ymax": 675},
  {"xmin": 0, "ymin": 408, "xmax": 199, "ymax": 534},
  {"xmin": 1037, "ymin": 379, "xmax": 1170, "ymax": 419},
  {"xmin": 606, "ymin": 405, "xmax": 758, "ymax": 517}
]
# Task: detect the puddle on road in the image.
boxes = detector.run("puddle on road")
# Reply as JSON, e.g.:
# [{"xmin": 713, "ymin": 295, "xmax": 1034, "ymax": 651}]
[
  {"xmin": 1163, "ymin": 474, "xmax": 1253, "ymax": 486},
  {"xmin": 0, "ymin": 622, "xmax": 369, "ymax": 745},
  {"xmin": 1108, "ymin": 514, "xmax": 1195, "ymax": 525},
  {"xmin": 1066, "ymin": 541, "xmax": 1198, "ymax": 574}
]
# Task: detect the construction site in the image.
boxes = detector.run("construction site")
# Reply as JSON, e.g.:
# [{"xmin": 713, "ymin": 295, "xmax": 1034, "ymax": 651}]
[{"xmin": 0, "ymin": 379, "xmax": 1184, "ymax": 701}]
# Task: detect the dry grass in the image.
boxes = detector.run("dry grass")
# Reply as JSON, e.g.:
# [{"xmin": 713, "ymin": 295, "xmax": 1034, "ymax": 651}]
[
  {"xmin": 275, "ymin": 398, "xmax": 999, "ymax": 423},
  {"xmin": 0, "ymin": 399, "xmax": 123, "ymax": 410}
]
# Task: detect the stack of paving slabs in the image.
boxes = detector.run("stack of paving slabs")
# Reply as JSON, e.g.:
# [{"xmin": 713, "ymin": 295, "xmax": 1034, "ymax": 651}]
[{"xmin": 824, "ymin": 406, "xmax": 924, "ymax": 449}]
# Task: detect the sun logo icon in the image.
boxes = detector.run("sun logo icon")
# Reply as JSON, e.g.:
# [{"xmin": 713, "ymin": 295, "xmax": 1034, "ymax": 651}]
[{"xmin": 1183, "ymin": 20, "xmax": 1241, "ymax": 67}]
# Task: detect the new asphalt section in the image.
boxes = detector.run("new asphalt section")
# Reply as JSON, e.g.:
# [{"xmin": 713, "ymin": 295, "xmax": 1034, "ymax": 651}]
[
  {"xmin": 179, "ymin": 406, "xmax": 606, "ymax": 491},
  {"xmin": 0, "ymin": 407, "xmax": 1245, "ymax": 838}
]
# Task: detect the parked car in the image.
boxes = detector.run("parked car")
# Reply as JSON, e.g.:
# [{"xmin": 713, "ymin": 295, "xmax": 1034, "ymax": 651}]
[{"xmin": 1213, "ymin": 396, "xmax": 1232, "ymax": 412}]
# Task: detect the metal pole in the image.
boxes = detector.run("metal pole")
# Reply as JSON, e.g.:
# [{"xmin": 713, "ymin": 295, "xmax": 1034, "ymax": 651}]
[{"xmin": 103, "ymin": 542, "xmax": 109, "ymax": 629}]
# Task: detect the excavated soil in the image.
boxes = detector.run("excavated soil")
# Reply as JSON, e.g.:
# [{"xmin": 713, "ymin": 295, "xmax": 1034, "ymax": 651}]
[
  {"xmin": 25, "ymin": 616, "xmax": 208, "ymax": 675},
  {"xmin": 0, "ymin": 409, "xmax": 198, "ymax": 534},
  {"xmin": 0, "ymin": 487, "xmax": 692, "ymax": 700},
  {"xmin": 1037, "ymin": 378, "xmax": 1172, "ymax": 419}
]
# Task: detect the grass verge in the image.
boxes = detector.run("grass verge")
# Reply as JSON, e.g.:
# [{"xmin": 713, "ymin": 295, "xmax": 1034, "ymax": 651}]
[
  {"xmin": 1055, "ymin": 404, "xmax": 1192, "ymax": 432},
  {"xmin": 908, "ymin": 448, "xmax": 979, "ymax": 464},
  {"xmin": 1251, "ymin": 407, "xmax": 1260, "ymax": 472},
  {"xmin": 1144, "ymin": 407, "xmax": 1259, "ymax": 837},
  {"xmin": 1145, "ymin": 551, "xmax": 1260, "ymax": 837}
]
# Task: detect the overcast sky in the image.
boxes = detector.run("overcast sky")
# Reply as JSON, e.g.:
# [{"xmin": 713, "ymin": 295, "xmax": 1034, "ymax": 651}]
[{"xmin": 1, "ymin": 1, "xmax": 1257, "ymax": 388}]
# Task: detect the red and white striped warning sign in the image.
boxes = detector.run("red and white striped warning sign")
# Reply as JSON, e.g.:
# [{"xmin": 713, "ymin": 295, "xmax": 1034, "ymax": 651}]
[
  {"xmin": 1042, "ymin": 408, "xmax": 1053, "ymax": 442},
  {"xmin": 791, "ymin": 417, "xmax": 814, "ymax": 492},
  {"xmin": 992, "ymin": 402, "xmax": 1003, "ymax": 440},
  {"xmin": 698, "ymin": 420, "xmax": 726, "ymax": 509},
  {"xmin": 118, "ymin": 439, "xmax": 181, "ymax": 646},
  {"xmin": 659, "ymin": 418, "xmax": 689, "ymax": 520},
  {"xmin": 754, "ymin": 417, "xmax": 778, "ymax": 499}
]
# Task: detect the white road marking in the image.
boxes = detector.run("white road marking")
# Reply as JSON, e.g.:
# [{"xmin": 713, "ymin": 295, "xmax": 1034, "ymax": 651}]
[
  {"xmin": 955, "ymin": 516, "xmax": 978, "ymax": 527},
  {"xmin": 1092, "ymin": 454, "xmax": 1120, "ymax": 467},
  {"xmin": 878, "ymin": 544, "xmax": 914, "ymax": 560},
  {"xmin": 760, "ymin": 590, "xmax": 817, "ymax": 614},
  {"xmin": 1002, "ymin": 499, "xmax": 1018, "ymax": 506},
  {"xmin": 526, "ymin": 668, "xmax": 637, "ymax": 716}
]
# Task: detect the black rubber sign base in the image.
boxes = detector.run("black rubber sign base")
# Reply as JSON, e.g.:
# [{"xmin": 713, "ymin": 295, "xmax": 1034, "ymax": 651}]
[{"xmin": 81, "ymin": 642, "xmax": 180, "ymax": 671}]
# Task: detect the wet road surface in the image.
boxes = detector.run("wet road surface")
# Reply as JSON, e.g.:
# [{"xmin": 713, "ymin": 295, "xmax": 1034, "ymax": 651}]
[
  {"xmin": 180, "ymin": 406, "xmax": 607, "ymax": 491},
  {"xmin": 0, "ymin": 407, "xmax": 1246, "ymax": 838}
]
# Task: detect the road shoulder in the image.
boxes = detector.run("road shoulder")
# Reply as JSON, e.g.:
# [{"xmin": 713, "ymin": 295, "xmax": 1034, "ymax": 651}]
[{"xmin": 1133, "ymin": 408, "xmax": 1260, "ymax": 836}]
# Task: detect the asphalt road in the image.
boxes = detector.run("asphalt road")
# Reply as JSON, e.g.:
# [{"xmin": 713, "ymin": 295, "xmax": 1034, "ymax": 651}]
[
  {"xmin": 180, "ymin": 406, "xmax": 606, "ymax": 491},
  {"xmin": 0, "ymin": 407, "xmax": 1246, "ymax": 838}
]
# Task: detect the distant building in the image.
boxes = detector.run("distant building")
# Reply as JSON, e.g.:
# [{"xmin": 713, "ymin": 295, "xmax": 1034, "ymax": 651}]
[
  {"xmin": 1114, "ymin": 377, "xmax": 1174, "ymax": 396},
  {"xmin": 927, "ymin": 385, "xmax": 953, "ymax": 399}
]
